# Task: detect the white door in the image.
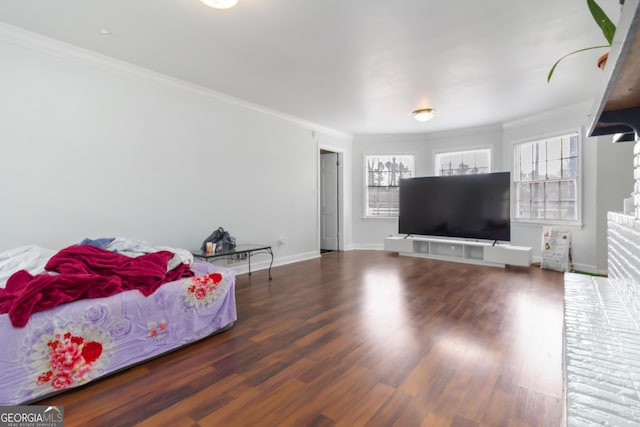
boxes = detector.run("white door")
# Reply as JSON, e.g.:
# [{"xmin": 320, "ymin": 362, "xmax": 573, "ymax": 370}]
[{"xmin": 321, "ymin": 152, "xmax": 339, "ymax": 251}]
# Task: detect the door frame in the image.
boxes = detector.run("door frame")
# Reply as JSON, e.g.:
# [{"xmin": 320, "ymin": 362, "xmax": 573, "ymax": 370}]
[{"xmin": 318, "ymin": 144, "xmax": 345, "ymax": 252}]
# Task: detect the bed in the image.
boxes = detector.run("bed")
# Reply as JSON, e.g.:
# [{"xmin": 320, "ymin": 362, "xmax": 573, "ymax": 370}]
[{"xmin": 0, "ymin": 239, "xmax": 237, "ymax": 405}]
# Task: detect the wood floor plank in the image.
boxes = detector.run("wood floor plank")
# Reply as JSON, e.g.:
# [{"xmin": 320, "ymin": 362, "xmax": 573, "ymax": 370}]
[
  {"xmin": 223, "ymin": 378, "xmax": 310, "ymax": 426},
  {"xmin": 132, "ymin": 411, "xmax": 198, "ymax": 427},
  {"xmin": 192, "ymin": 384, "xmax": 262, "ymax": 425},
  {"xmin": 252, "ymin": 356, "xmax": 317, "ymax": 395},
  {"xmin": 451, "ymin": 414, "xmax": 481, "ymax": 427},
  {"xmin": 481, "ymin": 389, "xmax": 515, "ymax": 427},
  {"xmin": 366, "ymin": 389, "xmax": 415, "ymax": 427},
  {"xmin": 317, "ymin": 364, "xmax": 380, "ymax": 420},
  {"xmin": 455, "ymin": 349, "xmax": 503, "ymax": 421},
  {"xmin": 334, "ymin": 382, "xmax": 395, "ymax": 427},
  {"xmin": 306, "ymin": 414, "xmax": 336, "ymax": 427},
  {"xmin": 248, "ymin": 317, "xmax": 306, "ymax": 342},
  {"xmin": 34, "ymin": 251, "xmax": 564, "ymax": 426},
  {"xmin": 508, "ymin": 386, "xmax": 563, "ymax": 427},
  {"xmin": 177, "ymin": 373, "xmax": 248, "ymax": 420}
]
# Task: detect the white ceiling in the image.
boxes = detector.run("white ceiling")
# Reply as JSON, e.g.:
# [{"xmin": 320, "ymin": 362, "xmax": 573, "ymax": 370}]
[{"xmin": 0, "ymin": 0, "xmax": 621, "ymax": 135}]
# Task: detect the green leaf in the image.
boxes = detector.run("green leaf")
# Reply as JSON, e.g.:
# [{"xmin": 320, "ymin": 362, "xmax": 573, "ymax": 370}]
[
  {"xmin": 547, "ymin": 45, "xmax": 610, "ymax": 82},
  {"xmin": 587, "ymin": 0, "xmax": 616, "ymax": 44}
]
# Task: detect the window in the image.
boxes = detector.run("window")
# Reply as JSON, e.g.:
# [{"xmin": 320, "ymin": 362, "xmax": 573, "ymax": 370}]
[
  {"xmin": 365, "ymin": 154, "xmax": 414, "ymax": 218},
  {"xmin": 513, "ymin": 132, "xmax": 579, "ymax": 223},
  {"xmin": 434, "ymin": 148, "xmax": 491, "ymax": 176}
]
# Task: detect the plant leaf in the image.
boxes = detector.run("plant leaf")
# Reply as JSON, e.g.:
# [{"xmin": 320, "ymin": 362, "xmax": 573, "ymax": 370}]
[
  {"xmin": 587, "ymin": 0, "xmax": 616, "ymax": 44},
  {"xmin": 547, "ymin": 45, "xmax": 610, "ymax": 82}
]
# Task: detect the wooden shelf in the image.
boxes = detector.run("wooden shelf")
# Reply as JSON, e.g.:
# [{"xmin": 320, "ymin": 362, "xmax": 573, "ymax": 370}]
[{"xmin": 588, "ymin": 0, "xmax": 640, "ymax": 140}]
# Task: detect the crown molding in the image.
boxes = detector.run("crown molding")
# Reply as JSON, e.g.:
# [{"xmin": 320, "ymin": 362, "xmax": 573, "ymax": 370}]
[
  {"xmin": 0, "ymin": 22, "xmax": 353, "ymax": 140},
  {"xmin": 501, "ymin": 100, "xmax": 593, "ymax": 129},
  {"xmin": 353, "ymin": 123, "xmax": 503, "ymax": 142}
]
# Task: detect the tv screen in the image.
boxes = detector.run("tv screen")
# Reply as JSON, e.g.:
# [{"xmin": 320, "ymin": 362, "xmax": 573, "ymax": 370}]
[{"xmin": 399, "ymin": 172, "xmax": 511, "ymax": 241}]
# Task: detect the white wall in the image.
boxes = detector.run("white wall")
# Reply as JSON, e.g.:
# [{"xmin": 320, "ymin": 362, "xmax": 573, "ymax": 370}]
[
  {"xmin": 0, "ymin": 31, "xmax": 353, "ymax": 268},
  {"xmin": 352, "ymin": 101, "xmax": 633, "ymax": 274},
  {"xmin": 596, "ymin": 137, "xmax": 635, "ymax": 270},
  {"xmin": 502, "ymin": 102, "xmax": 633, "ymax": 273},
  {"xmin": 351, "ymin": 125, "xmax": 504, "ymax": 248},
  {"xmin": 2, "ymin": 28, "xmax": 631, "ymax": 275}
]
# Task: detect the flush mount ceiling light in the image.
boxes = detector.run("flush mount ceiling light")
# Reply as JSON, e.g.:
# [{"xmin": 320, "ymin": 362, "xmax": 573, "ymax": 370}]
[
  {"xmin": 412, "ymin": 108, "xmax": 435, "ymax": 122},
  {"xmin": 200, "ymin": 0, "xmax": 238, "ymax": 9}
]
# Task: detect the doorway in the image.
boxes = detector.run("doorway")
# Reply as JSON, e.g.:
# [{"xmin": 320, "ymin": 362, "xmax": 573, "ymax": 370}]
[{"xmin": 320, "ymin": 148, "xmax": 342, "ymax": 253}]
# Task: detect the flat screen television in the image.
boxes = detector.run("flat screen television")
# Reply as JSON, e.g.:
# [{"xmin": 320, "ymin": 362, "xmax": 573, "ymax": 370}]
[{"xmin": 399, "ymin": 172, "xmax": 511, "ymax": 241}]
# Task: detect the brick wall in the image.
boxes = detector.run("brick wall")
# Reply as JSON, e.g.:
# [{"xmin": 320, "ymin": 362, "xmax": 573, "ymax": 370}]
[
  {"xmin": 564, "ymin": 273, "xmax": 640, "ymax": 426},
  {"xmin": 608, "ymin": 212, "xmax": 640, "ymax": 323},
  {"xmin": 562, "ymin": 140, "xmax": 640, "ymax": 426},
  {"xmin": 607, "ymin": 140, "xmax": 640, "ymax": 323},
  {"xmin": 636, "ymin": 141, "xmax": 640, "ymax": 218}
]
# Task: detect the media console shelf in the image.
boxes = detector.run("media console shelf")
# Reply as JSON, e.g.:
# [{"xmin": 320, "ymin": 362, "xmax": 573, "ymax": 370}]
[{"xmin": 384, "ymin": 236, "xmax": 532, "ymax": 268}]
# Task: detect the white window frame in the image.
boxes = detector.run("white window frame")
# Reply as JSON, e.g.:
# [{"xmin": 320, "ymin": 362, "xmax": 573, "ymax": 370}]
[
  {"xmin": 511, "ymin": 130, "xmax": 582, "ymax": 227},
  {"xmin": 433, "ymin": 147, "xmax": 493, "ymax": 176},
  {"xmin": 363, "ymin": 153, "xmax": 415, "ymax": 219}
]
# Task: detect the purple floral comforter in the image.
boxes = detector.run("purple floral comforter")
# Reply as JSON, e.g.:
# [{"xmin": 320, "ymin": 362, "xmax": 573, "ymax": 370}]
[{"xmin": 0, "ymin": 261, "xmax": 236, "ymax": 405}]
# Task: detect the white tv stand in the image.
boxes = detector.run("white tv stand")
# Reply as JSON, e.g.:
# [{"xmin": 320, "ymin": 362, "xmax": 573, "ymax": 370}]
[{"xmin": 384, "ymin": 236, "xmax": 532, "ymax": 268}]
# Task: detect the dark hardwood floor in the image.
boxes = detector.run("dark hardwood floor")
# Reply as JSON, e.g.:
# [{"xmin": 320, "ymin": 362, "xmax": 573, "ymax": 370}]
[{"xmin": 38, "ymin": 251, "xmax": 565, "ymax": 427}]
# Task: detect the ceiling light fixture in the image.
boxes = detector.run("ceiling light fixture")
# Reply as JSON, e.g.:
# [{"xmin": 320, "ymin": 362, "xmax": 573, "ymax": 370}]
[
  {"xmin": 200, "ymin": 0, "xmax": 238, "ymax": 9},
  {"xmin": 412, "ymin": 108, "xmax": 435, "ymax": 122}
]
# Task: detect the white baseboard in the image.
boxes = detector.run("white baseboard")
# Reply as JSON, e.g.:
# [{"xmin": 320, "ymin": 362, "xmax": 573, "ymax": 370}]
[
  {"xmin": 532, "ymin": 256, "xmax": 606, "ymax": 275},
  {"xmin": 349, "ymin": 244, "xmax": 385, "ymax": 250},
  {"xmin": 571, "ymin": 263, "xmax": 607, "ymax": 275},
  {"xmin": 210, "ymin": 250, "xmax": 320, "ymax": 276},
  {"xmin": 275, "ymin": 251, "xmax": 321, "ymax": 267}
]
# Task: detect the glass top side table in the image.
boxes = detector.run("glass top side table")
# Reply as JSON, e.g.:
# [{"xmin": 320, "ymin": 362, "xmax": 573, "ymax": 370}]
[{"xmin": 191, "ymin": 244, "xmax": 273, "ymax": 280}]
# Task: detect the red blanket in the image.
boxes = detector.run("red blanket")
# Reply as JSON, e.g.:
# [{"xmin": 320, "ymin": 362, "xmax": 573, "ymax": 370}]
[{"xmin": 0, "ymin": 245, "xmax": 194, "ymax": 327}]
